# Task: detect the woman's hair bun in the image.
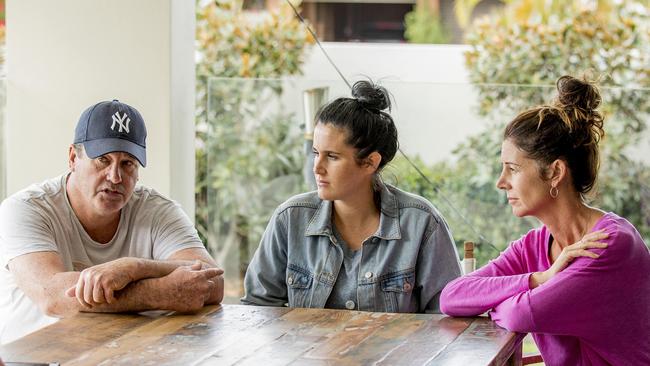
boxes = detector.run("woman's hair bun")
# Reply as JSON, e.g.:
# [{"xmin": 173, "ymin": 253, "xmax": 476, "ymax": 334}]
[
  {"xmin": 351, "ymin": 80, "xmax": 391, "ymax": 112},
  {"xmin": 553, "ymin": 75, "xmax": 604, "ymax": 140},
  {"xmin": 555, "ymin": 75, "xmax": 601, "ymax": 112}
]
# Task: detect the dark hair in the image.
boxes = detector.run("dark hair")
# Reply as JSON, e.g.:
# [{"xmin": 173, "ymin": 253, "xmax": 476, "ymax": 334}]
[
  {"xmin": 315, "ymin": 80, "xmax": 398, "ymax": 171},
  {"xmin": 504, "ymin": 75, "xmax": 605, "ymax": 197}
]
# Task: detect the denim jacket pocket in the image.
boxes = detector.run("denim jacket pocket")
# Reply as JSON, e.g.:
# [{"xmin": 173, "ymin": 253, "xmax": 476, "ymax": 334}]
[
  {"xmin": 380, "ymin": 269, "xmax": 415, "ymax": 313},
  {"xmin": 287, "ymin": 264, "xmax": 314, "ymax": 307}
]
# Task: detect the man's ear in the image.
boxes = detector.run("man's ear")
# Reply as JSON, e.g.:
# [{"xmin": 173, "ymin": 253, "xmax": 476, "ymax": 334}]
[
  {"xmin": 68, "ymin": 145, "xmax": 77, "ymax": 171},
  {"xmin": 548, "ymin": 159, "xmax": 568, "ymax": 187}
]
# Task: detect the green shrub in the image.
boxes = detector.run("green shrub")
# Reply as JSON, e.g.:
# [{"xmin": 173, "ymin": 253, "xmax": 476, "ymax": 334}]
[
  {"xmin": 404, "ymin": 0, "xmax": 450, "ymax": 44},
  {"xmin": 463, "ymin": 0, "xmax": 650, "ymax": 246},
  {"xmin": 393, "ymin": 1, "xmax": 650, "ymax": 265},
  {"xmin": 195, "ymin": 0, "xmax": 313, "ymax": 292}
]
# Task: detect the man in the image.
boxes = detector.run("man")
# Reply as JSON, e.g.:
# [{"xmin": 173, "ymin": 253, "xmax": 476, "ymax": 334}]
[{"xmin": 0, "ymin": 100, "xmax": 224, "ymax": 344}]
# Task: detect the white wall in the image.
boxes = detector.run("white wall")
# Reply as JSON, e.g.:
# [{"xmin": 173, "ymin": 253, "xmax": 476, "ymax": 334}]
[
  {"xmin": 302, "ymin": 43, "xmax": 470, "ymax": 84},
  {"xmin": 300, "ymin": 43, "xmax": 479, "ymax": 165},
  {"xmin": 300, "ymin": 43, "xmax": 650, "ymax": 166},
  {"xmin": 6, "ymin": 0, "xmax": 195, "ymax": 216}
]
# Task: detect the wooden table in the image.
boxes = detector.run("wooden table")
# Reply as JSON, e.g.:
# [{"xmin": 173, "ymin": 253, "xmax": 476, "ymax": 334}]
[{"xmin": 0, "ymin": 304, "xmax": 524, "ymax": 365}]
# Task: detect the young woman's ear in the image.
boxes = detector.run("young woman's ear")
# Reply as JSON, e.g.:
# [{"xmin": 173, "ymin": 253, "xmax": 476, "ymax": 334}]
[{"xmin": 366, "ymin": 152, "xmax": 382, "ymax": 173}]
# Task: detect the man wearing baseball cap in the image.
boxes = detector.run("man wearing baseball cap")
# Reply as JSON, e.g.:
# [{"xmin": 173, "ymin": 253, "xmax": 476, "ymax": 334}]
[{"xmin": 0, "ymin": 100, "xmax": 224, "ymax": 344}]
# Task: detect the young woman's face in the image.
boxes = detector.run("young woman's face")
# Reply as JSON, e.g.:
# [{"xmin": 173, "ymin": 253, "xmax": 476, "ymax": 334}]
[
  {"xmin": 312, "ymin": 123, "xmax": 374, "ymax": 201},
  {"xmin": 496, "ymin": 139, "xmax": 553, "ymax": 217}
]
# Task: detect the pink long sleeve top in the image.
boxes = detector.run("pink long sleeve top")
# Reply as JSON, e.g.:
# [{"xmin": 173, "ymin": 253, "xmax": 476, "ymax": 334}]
[{"xmin": 440, "ymin": 212, "xmax": 650, "ymax": 366}]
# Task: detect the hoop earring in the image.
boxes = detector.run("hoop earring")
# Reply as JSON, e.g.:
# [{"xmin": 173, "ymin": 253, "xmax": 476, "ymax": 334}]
[{"xmin": 550, "ymin": 186, "xmax": 559, "ymax": 198}]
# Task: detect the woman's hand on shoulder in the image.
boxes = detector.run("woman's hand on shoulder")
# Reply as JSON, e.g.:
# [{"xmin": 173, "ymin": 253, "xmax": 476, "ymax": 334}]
[{"xmin": 530, "ymin": 229, "xmax": 608, "ymax": 288}]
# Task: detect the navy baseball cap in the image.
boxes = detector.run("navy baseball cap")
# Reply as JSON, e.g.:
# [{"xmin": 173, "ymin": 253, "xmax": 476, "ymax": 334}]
[{"xmin": 74, "ymin": 100, "xmax": 147, "ymax": 167}]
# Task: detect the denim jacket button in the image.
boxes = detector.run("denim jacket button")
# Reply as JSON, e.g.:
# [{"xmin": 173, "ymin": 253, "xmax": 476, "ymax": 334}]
[
  {"xmin": 372, "ymin": 237, "xmax": 379, "ymax": 244},
  {"xmin": 364, "ymin": 271, "xmax": 373, "ymax": 279},
  {"xmin": 287, "ymin": 276, "xmax": 294, "ymax": 285},
  {"xmin": 403, "ymin": 282, "xmax": 412, "ymax": 291},
  {"xmin": 345, "ymin": 300, "xmax": 356, "ymax": 310}
]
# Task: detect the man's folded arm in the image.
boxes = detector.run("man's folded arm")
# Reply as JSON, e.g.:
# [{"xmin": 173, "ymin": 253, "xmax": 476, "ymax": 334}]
[{"xmin": 9, "ymin": 249, "xmax": 223, "ymax": 318}]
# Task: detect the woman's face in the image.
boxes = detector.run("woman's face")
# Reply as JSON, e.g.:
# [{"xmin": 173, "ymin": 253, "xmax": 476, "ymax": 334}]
[
  {"xmin": 312, "ymin": 123, "xmax": 374, "ymax": 202},
  {"xmin": 496, "ymin": 139, "xmax": 553, "ymax": 217}
]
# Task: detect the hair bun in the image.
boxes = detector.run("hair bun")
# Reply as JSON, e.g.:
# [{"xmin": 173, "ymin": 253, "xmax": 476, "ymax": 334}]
[
  {"xmin": 553, "ymin": 75, "xmax": 605, "ymax": 147},
  {"xmin": 351, "ymin": 80, "xmax": 391, "ymax": 112},
  {"xmin": 556, "ymin": 75, "xmax": 601, "ymax": 112}
]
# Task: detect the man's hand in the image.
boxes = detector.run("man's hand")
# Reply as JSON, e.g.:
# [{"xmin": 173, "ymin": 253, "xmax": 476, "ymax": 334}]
[
  {"xmin": 161, "ymin": 261, "xmax": 224, "ymax": 312},
  {"xmin": 65, "ymin": 257, "xmax": 139, "ymax": 307},
  {"xmin": 530, "ymin": 229, "xmax": 608, "ymax": 288}
]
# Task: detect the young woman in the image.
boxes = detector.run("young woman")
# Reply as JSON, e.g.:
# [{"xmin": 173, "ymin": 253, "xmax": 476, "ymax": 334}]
[
  {"xmin": 242, "ymin": 80, "xmax": 461, "ymax": 313},
  {"xmin": 440, "ymin": 76, "xmax": 650, "ymax": 365}
]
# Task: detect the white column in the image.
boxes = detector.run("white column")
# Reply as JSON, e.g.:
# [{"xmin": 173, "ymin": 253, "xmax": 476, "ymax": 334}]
[
  {"xmin": 5, "ymin": 0, "xmax": 196, "ymax": 218},
  {"xmin": 170, "ymin": 0, "xmax": 196, "ymax": 219}
]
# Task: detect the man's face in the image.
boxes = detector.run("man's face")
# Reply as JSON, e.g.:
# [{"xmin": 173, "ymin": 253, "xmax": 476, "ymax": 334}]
[{"xmin": 68, "ymin": 146, "xmax": 139, "ymax": 218}]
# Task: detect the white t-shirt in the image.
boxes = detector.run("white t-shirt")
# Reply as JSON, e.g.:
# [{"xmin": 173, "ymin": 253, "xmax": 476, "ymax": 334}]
[{"xmin": 0, "ymin": 174, "xmax": 205, "ymax": 344}]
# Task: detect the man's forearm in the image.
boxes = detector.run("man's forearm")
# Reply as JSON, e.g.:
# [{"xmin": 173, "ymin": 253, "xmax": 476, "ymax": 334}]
[
  {"xmin": 46, "ymin": 272, "xmax": 173, "ymax": 316},
  {"xmin": 76, "ymin": 264, "xmax": 221, "ymax": 314},
  {"xmin": 129, "ymin": 258, "xmax": 214, "ymax": 281},
  {"xmin": 77, "ymin": 276, "xmax": 174, "ymax": 313},
  {"xmin": 13, "ymin": 251, "xmax": 222, "ymax": 319},
  {"xmin": 69, "ymin": 257, "xmax": 218, "ymax": 307}
]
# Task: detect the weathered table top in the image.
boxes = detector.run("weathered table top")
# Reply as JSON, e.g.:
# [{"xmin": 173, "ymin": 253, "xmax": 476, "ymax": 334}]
[{"xmin": 0, "ymin": 304, "xmax": 524, "ymax": 365}]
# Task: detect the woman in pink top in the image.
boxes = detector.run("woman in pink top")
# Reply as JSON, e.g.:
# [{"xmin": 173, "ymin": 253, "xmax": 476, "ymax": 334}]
[{"xmin": 440, "ymin": 75, "xmax": 650, "ymax": 366}]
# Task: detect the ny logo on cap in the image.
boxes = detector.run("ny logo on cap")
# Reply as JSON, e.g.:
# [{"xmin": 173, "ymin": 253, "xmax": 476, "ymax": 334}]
[{"xmin": 111, "ymin": 111, "xmax": 131, "ymax": 134}]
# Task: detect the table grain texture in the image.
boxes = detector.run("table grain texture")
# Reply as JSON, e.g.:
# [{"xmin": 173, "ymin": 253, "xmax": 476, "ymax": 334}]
[{"xmin": 0, "ymin": 304, "xmax": 524, "ymax": 365}]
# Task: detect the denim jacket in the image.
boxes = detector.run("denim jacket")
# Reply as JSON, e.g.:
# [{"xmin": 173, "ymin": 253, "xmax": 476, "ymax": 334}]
[{"xmin": 241, "ymin": 183, "xmax": 462, "ymax": 313}]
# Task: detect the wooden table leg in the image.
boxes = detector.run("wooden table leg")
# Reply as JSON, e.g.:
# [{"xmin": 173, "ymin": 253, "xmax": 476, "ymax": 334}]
[{"xmin": 506, "ymin": 341, "xmax": 523, "ymax": 366}]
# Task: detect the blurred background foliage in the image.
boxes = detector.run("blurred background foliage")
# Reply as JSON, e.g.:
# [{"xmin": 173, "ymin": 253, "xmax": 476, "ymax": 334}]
[
  {"xmin": 0, "ymin": 24, "xmax": 4, "ymax": 66},
  {"xmin": 195, "ymin": 0, "xmax": 313, "ymax": 294},
  {"xmin": 195, "ymin": 0, "xmax": 649, "ymax": 285},
  {"xmin": 404, "ymin": 0, "xmax": 450, "ymax": 44},
  {"xmin": 392, "ymin": 0, "xmax": 650, "ymax": 264}
]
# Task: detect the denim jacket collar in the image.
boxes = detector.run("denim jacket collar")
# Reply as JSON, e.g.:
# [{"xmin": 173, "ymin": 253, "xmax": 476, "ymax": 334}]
[{"xmin": 305, "ymin": 183, "xmax": 401, "ymax": 241}]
